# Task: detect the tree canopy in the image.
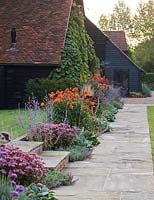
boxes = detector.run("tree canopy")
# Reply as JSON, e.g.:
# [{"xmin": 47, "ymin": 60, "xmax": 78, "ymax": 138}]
[
  {"xmin": 99, "ymin": 0, "xmax": 154, "ymax": 43},
  {"xmin": 134, "ymin": 38, "xmax": 154, "ymax": 72},
  {"xmin": 98, "ymin": 0, "xmax": 154, "ymax": 72},
  {"xmin": 134, "ymin": 0, "xmax": 154, "ymax": 41},
  {"xmin": 99, "ymin": 0, "xmax": 133, "ymax": 37}
]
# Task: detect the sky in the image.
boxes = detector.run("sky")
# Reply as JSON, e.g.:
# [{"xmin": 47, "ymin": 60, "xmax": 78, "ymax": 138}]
[{"xmin": 84, "ymin": 0, "xmax": 149, "ymax": 25}]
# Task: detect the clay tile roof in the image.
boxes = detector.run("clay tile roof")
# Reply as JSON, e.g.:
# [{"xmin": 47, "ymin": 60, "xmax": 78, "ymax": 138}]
[
  {"xmin": 103, "ymin": 31, "xmax": 128, "ymax": 51},
  {"xmin": 0, "ymin": 0, "xmax": 72, "ymax": 65}
]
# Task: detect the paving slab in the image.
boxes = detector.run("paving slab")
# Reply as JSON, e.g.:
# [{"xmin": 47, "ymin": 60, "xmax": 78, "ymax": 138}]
[
  {"xmin": 54, "ymin": 104, "xmax": 154, "ymax": 200},
  {"xmin": 121, "ymin": 192, "xmax": 154, "ymax": 200},
  {"xmin": 40, "ymin": 151, "xmax": 69, "ymax": 170},
  {"xmin": 56, "ymin": 192, "xmax": 120, "ymax": 200},
  {"xmin": 103, "ymin": 173, "xmax": 154, "ymax": 192},
  {"xmin": 10, "ymin": 141, "xmax": 43, "ymax": 152}
]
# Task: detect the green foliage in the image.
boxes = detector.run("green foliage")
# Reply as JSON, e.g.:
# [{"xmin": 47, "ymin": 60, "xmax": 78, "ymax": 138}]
[
  {"xmin": 109, "ymin": 0, "xmax": 132, "ymax": 32},
  {"xmin": 99, "ymin": 0, "xmax": 133, "ymax": 37},
  {"xmin": 102, "ymin": 110, "xmax": 116, "ymax": 122},
  {"xmin": 0, "ymin": 175, "xmax": 57, "ymax": 200},
  {"xmin": 25, "ymin": 78, "xmax": 52, "ymax": 102},
  {"xmin": 18, "ymin": 183, "xmax": 57, "ymax": 200},
  {"xmin": 51, "ymin": 2, "xmax": 99, "ymax": 84},
  {"xmin": 72, "ymin": 130, "xmax": 94, "ymax": 148},
  {"xmin": 129, "ymin": 92, "xmax": 143, "ymax": 97},
  {"xmin": 127, "ymin": 45, "xmax": 136, "ymax": 61},
  {"xmin": 134, "ymin": 0, "xmax": 154, "ymax": 40},
  {"xmin": 67, "ymin": 146, "xmax": 92, "ymax": 162},
  {"xmin": 134, "ymin": 39, "xmax": 154, "ymax": 72},
  {"xmin": 99, "ymin": 14, "xmax": 110, "ymax": 30},
  {"xmin": 0, "ymin": 109, "xmax": 28, "ymax": 139},
  {"xmin": 25, "ymin": 77, "xmax": 77, "ymax": 102},
  {"xmin": 143, "ymin": 73, "xmax": 154, "ymax": 84},
  {"xmin": 56, "ymin": 128, "xmax": 99, "ymax": 162},
  {"xmin": 99, "ymin": 0, "xmax": 154, "ymax": 43},
  {"xmin": 0, "ymin": 175, "xmax": 12, "ymax": 200},
  {"xmin": 111, "ymin": 100, "xmax": 123, "ymax": 109},
  {"xmin": 142, "ymin": 83, "xmax": 151, "ymax": 97},
  {"xmin": 43, "ymin": 170, "xmax": 73, "ymax": 189},
  {"xmin": 142, "ymin": 73, "xmax": 154, "ymax": 90},
  {"xmin": 147, "ymin": 106, "xmax": 154, "ymax": 165}
]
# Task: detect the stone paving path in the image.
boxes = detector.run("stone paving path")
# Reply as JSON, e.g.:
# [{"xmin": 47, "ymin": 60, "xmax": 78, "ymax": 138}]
[
  {"xmin": 123, "ymin": 92, "xmax": 154, "ymax": 105},
  {"xmin": 54, "ymin": 104, "xmax": 154, "ymax": 200}
]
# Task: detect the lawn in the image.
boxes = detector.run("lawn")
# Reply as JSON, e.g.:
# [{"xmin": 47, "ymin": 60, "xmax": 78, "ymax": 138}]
[
  {"xmin": 0, "ymin": 109, "xmax": 28, "ymax": 139},
  {"xmin": 147, "ymin": 106, "xmax": 154, "ymax": 165}
]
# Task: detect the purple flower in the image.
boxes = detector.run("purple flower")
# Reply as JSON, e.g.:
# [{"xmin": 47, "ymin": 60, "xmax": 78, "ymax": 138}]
[
  {"xmin": 10, "ymin": 191, "xmax": 19, "ymax": 197},
  {"xmin": 9, "ymin": 173, "xmax": 17, "ymax": 179},
  {"xmin": 37, "ymin": 182, "xmax": 43, "ymax": 187},
  {"xmin": 15, "ymin": 185, "xmax": 25, "ymax": 192},
  {"xmin": 0, "ymin": 150, "xmax": 8, "ymax": 157},
  {"xmin": 0, "ymin": 158, "xmax": 6, "ymax": 164},
  {"xmin": 29, "ymin": 189, "xmax": 34, "ymax": 193},
  {"xmin": 10, "ymin": 180, "xmax": 16, "ymax": 185}
]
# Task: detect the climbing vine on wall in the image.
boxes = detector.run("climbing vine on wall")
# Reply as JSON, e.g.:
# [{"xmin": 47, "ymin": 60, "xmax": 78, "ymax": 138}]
[{"xmin": 51, "ymin": 2, "xmax": 99, "ymax": 84}]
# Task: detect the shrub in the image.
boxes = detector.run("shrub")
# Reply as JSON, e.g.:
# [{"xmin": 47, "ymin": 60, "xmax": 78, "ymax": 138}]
[
  {"xmin": 111, "ymin": 100, "xmax": 123, "ymax": 109},
  {"xmin": 17, "ymin": 183, "xmax": 57, "ymax": 200},
  {"xmin": 103, "ymin": 86, "xmax": 123, "ymax": 107},
  {"xmin": 0, "ymin": 174, "xmax": 12, "ymax": 199},
  {"xmin": 58, "ymin": 145, "xmax": 93, "ymax": 162},
  {"xmin": 142, "ymin": 73, "xmax": 154, "ymax": 90},
  {"xmin": 0, "ymin": 145, "xmax": 47, "ymax": 185},
  {"xmin": 44, "ymin": 170, "xmax": 73, "ymax": 189},
  {"xmin": 25, "ymin": 77, "xmax": 77, "ymax": 102},
  {"xmin": 0, "ymin": 173, "xmax": 56, "ymax": 200},
  {"xmin": 44, "ymin": 87, "xmax": 97, "ymax": 129},
  {"xmin": 28, "ymin": 123, "xmax": 77, "ymax": 150},
  {"xmin": 129, "ymin": 92, "xmax": 143, "ymax": 97},
  {"xmin": 25, "ymin": 78, "xmax": 52, "ymax": 102},
  {"xmin": 102, "ymin": 110, "xmax": 116, "ymax": 122},
  {"xmin": 142, "ymin": 83, "xmax": 151, "ymax": 97},
  {"xmin": 142, "ymin": 73, "xmax": 154, "ymax": 84},
  {"xmin": 71, "ymin": 131, "xmax": 94, "ymax": 149},
  {"xmin": 40, "ymin": 84, "xmax": 112, "ymax": 132},
  {"xmin": 93, "ymin": 117, "xmax": 111, "ymax": 133},
  {"xmin": 87, "ymin": 73, "xmax": 110, "ymax": 109},
  {"xmin": 68, "ymin": 146, "xmax": 92, "ymax": 162}
]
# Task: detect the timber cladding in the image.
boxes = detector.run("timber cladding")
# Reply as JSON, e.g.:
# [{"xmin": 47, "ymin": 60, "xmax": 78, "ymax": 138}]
[{"xmin": 0, "ymin": 65, "xmax": 55, "ymax": 109}]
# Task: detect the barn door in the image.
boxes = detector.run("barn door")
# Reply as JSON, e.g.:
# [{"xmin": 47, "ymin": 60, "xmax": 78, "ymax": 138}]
[
  {"xmin": 0, "ymin": 66, "xmax": 5, "ymax": 108},
  {"xmin": 113, "ymin": 69, "xmax": 129, "ymax": 96}
]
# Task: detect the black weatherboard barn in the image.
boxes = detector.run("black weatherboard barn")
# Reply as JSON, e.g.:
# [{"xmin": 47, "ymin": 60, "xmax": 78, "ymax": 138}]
[
  {"xmin": 0, "ymin": 0, "xmax": 143, "ymax": 109},
  {"xmin": 0, "ymin": 0, "xmax": 82, "ymax": 109},
  {"xmin": 85, "ymin": 18, "xmax": 144, "ymax": 95}
]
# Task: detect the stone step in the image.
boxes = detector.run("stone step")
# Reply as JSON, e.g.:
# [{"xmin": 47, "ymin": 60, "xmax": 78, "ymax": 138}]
[
  {"xmin": 39, "ymin": 151, "xmax": 70, "ymax": 171},
  {"xmin": 10, "ymin": 141, "xmax": 43, "ymax": 154},
  {"xmin": 10, "ymin": 140, "xmax": 70, "ymax": 171}
]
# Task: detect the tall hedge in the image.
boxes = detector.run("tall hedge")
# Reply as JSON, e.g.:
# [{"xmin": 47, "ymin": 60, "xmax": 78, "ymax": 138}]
[
  {"xmin": 51, "ymin": 2, "xmax": 99, "ymax": 84},
  {"xmin": 142, "ymin": 73, "xmax": 154, "ymax": 84},
  {"xmin": 142, "ymin": 73, "xmax": 154, "ymax": 90}
]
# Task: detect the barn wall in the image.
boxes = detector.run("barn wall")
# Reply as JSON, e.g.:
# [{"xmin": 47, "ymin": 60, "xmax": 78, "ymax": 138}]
[
  {"xmin": 85, "ymin": 18, "xmax": 106, "ymax": 60},
  {"xmin": 0, "ymin": 66, "xmax": 6, "ymax": 108},
  {"xmin": 0, "ymin": 65, "xmax": 56, "ymax": 109},
  {"xmin": 104, "ymin": 40, "xmax": 142, "ymax": 92}
]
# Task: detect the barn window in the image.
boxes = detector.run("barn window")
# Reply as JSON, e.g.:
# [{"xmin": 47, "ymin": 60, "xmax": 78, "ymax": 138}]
[{"xmin": 11, "ymin": 28, "xmax": 16, "ymax": 49}]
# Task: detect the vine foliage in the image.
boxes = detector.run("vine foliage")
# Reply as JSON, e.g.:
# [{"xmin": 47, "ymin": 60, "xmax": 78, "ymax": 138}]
[{"xmin": 51, "ymin": 2, "xmax": 99, "ymax": 84}]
